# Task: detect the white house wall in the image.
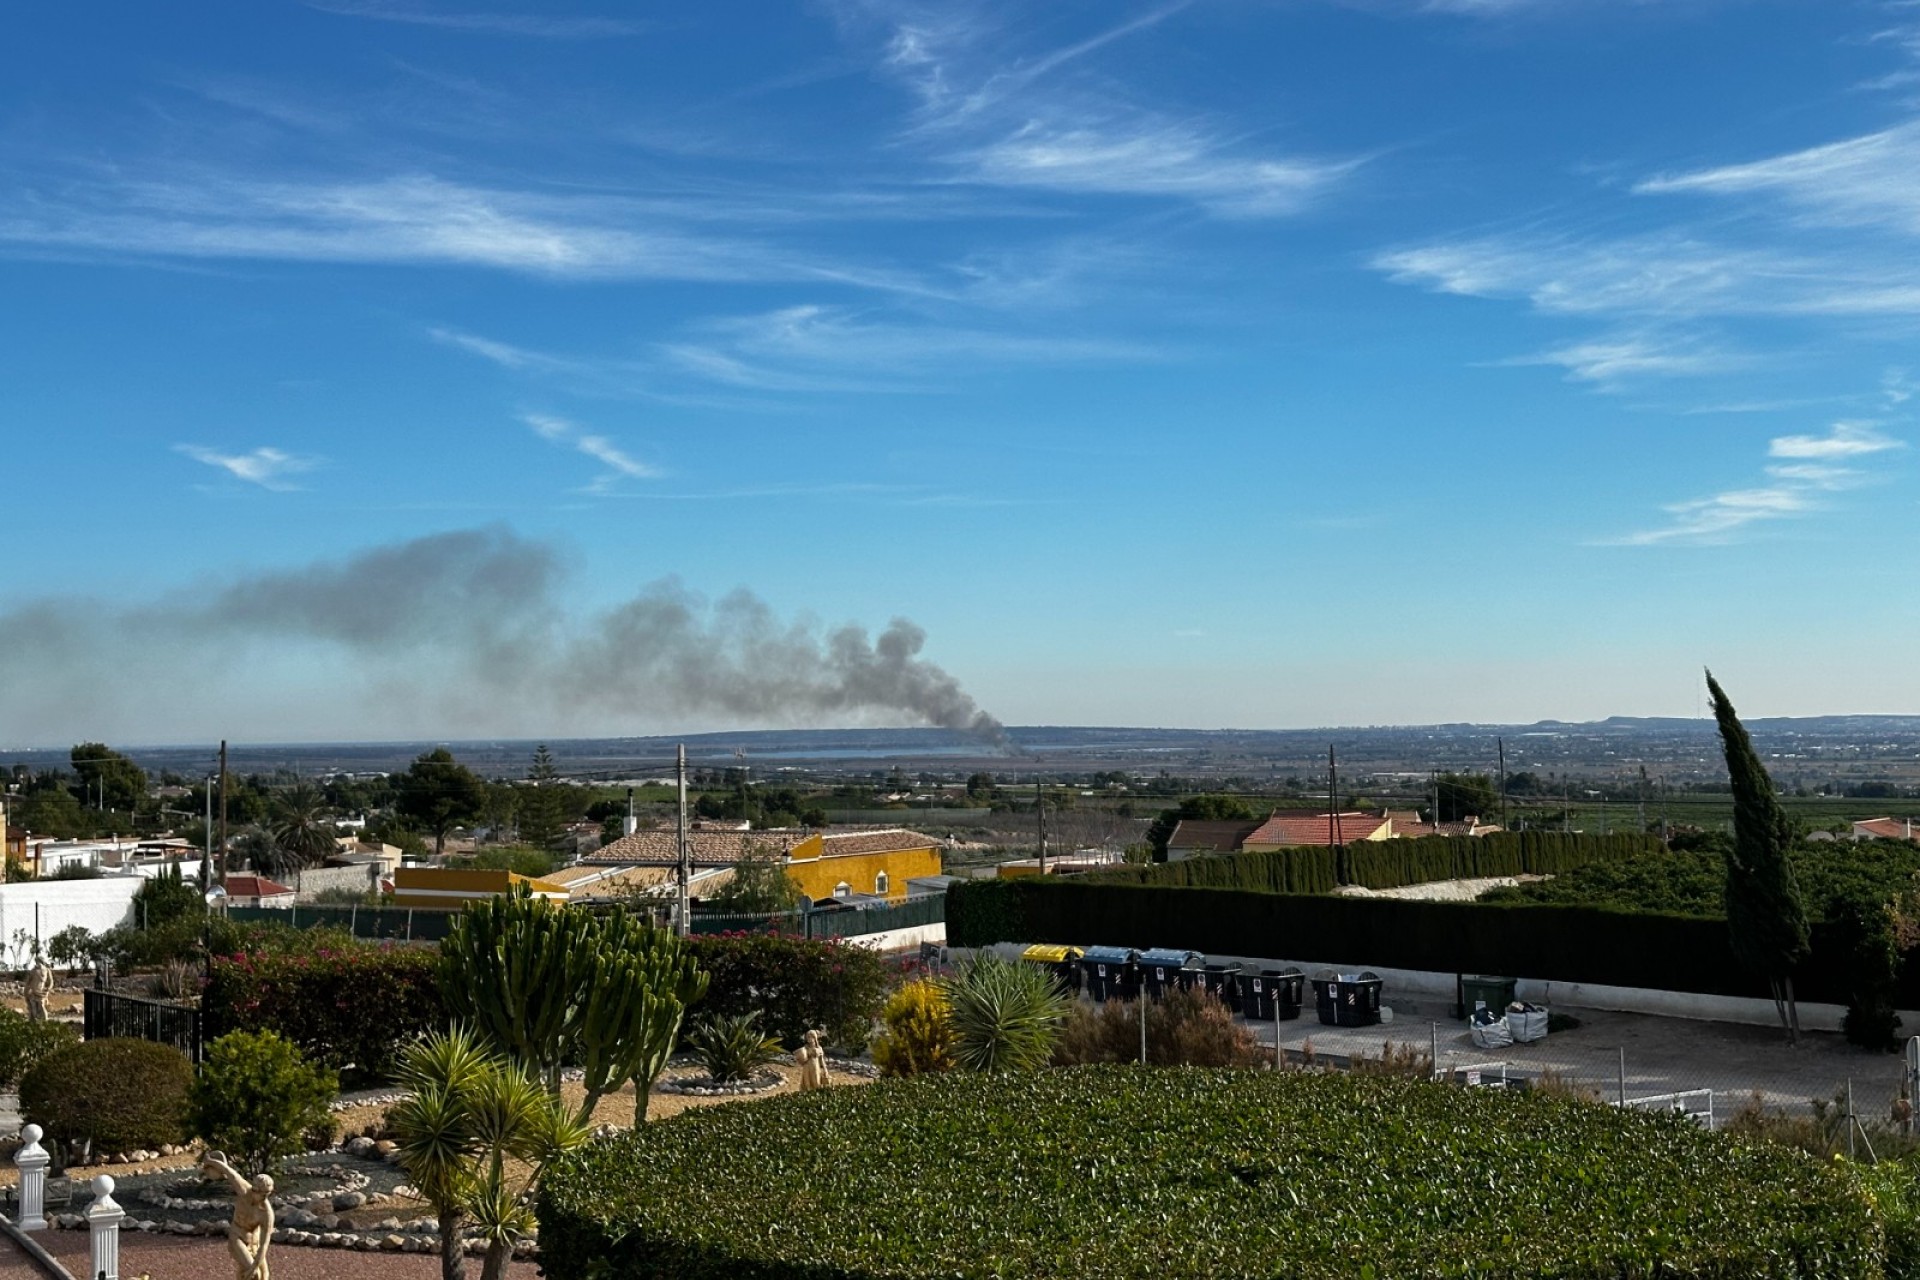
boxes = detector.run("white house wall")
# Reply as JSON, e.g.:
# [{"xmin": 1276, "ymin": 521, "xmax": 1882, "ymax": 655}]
[{"xmin": 0, "ymin": 877, "xmax": 143, "ymax": 966}]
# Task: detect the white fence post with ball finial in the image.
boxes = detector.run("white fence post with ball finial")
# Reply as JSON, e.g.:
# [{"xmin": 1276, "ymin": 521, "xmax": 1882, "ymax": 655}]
[
  {"xmin": 87, "ymin": 1173, "xmax": 123, "ymax": 1280},
  {"xmin": 13, "ymin": 1123, "xmax": 49, "ymax": 1231}
]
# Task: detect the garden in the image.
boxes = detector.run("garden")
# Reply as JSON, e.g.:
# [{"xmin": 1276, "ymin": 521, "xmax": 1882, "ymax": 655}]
[
  {"xmin": 541, "ymin": 1066, "xmax": 1887, "ymax": 1279},
  {"xmin": 14, "ymin": 824, "xmax": 1920, "ymax": 1278}
]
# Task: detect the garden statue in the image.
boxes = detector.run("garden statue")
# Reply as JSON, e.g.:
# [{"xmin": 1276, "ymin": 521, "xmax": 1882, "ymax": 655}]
[
  {"xmin": 796, "ymin": 1028, "xmax": 830, "ymax": 1092},
  {"xmin": 201, "ymin": 1151, "xmax": 274, "ymax": 1280},
  {"xmin": 22, "ymin": 960, "xmax": 52, "ymax": 1023}
]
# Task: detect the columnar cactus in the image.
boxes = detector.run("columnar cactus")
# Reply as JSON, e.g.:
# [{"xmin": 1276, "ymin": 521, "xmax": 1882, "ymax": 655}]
[{"xmin": 440, "ymin": 886, "xmax": 707, "ymax": 1124}]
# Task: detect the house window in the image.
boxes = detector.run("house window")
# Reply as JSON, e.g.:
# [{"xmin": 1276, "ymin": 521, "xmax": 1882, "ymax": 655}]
[
  {"xmin": 874, "ymin": 871, "xmax": 890, "ymax": 895},
  {"xmin": 833, "ymin": 881, "xmax": 851, "ymax": 898}
]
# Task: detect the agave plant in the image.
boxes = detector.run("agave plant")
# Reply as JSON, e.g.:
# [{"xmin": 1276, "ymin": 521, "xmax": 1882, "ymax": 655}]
[
  {"xmin": 939, "ymin": 952, "xmax": 1069, "ymax": 1073},
  {"xmin": 687, "ymin": 1011, "xmax": 783, "ymax": 1084}
]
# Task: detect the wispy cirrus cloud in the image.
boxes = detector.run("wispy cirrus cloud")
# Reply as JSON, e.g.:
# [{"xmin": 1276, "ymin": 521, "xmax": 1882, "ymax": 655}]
[
  {"xmin": 848, "ymin": 0, "xmax": 1357, "ymax": 216},
  {"xmin": 1608, "ymin": 416, "xmax": 1906, "ymax": 546},
  {"xmin": 1767, "ymin": 419, "xmax": 1903, "ymax": 460},
  {"xmin": 1636, "ymin": 122, "xmax": 1920, "ymax": 234},
  {"xmin": 0, "ymin": 172, "xmax": 928, "ymax": 292},
  {"xmin": 437, "ymin": 305, "xmax": 1156, "ymax": 401},
  {"xmin": 664, "ymin": 303, "xmax": 1157, "ymax": 388},
  {"xmin": 962, "ymin": 121, "xmax": 1358, "ymax": 216},
  {"xmin": 1373, "ymin": 233, "xmax": 1897, "ymax": 318},
  {"xmin": 1500, "ymin": 332, "xmax": 1743, "ymax": 386},
  {"xmin": 521, "ymin": 413, "xmax": 657, "ymax": 493},
  {"xmin": 305, "ymin": 1, "xmax": 648, "ymax": 38},
  {"xmin": 175, "ymin": 445, "xmax": 321, "ymax": 490}
]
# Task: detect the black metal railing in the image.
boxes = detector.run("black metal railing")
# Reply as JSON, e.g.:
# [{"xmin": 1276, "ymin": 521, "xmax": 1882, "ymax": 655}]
[{"xmin": 82, "ymin": 987, "xmax": 202, "ymax": 1062}]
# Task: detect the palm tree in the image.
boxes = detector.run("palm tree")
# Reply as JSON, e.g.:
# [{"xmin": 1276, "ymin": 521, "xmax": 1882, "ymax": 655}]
[
  {"xmin": 267, "ymin": 783, "xmax": 337, "ymax": 880},
  {"xmin": 389, "ymin": 1027, "xmax": 591, "ymax": 1280}
]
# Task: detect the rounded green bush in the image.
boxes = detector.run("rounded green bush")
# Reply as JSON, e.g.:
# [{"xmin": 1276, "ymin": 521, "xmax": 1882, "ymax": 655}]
[
  {"xmin": 0, "ymin": 1007, "xmax": 81, "ymax": 1090},
  {"xmin": 542, "ymin": 1067, "xmax": 1883, "ymax": 1279},
  {"xmin": 190, "ymin": 1029, "xmax": 339, "ymax": 1176},
  {"xmin": 21, "ymin": 1037, "xmax": 192, "ymax": 1155}
]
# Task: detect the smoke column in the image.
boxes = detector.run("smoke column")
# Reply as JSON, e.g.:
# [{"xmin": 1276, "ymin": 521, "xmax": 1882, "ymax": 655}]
[{"xmin": 0, "ymin": 527, "xmax": 1006, "ymax": 746}]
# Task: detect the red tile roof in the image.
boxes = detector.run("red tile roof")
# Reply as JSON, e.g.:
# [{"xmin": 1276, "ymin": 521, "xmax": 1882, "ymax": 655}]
[
  {"xmin": 1243, "ymin": 812, "xmax": 1390, "ymax": 847},
  {"xmin": 1855, "ymin": 818, "xmax": 1919, "ymax": 841},
  {"xmin": 223, "ymin": 874, "xmax": 294, "ymax": 898}
]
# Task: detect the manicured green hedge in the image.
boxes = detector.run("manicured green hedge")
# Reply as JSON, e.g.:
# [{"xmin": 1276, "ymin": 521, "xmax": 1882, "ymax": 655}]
[
  {"xmin": 686, "ymin": 932, "xmax": 890, "ymax": 1054},
  {"xmin": 540, "ymin": 1067, "xmax": 1883, "ymax": 1279},
  {"xmin": 1108, "ymin": 831, "xmax": 1665, "ymax": 894},
  {"xmin": 203, "ymin": 945, "xmax": 444, "ymax": 1088},
  {"xmin": 947, "ymin": 877, "xmax": 1896, "ymax": 1006}
]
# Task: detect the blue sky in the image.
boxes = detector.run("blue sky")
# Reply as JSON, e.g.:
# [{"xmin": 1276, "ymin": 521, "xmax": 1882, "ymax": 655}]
[{"xmin": 3, "ymin": 0, "xmax": 1919, "ymax": 744}]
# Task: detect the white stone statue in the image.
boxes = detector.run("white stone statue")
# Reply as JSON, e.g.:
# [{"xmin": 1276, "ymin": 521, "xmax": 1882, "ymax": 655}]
[
  {"xmin": 796, "ymin": 1028, "xmax": 831, "ymax": 1092},
  {"xmin": 202, "ymin": 1151, "xmax": 274, "ymax": 1280},
  {"xmin": 22, "ymin": 961, "xmax": 52, "ymax": 1023}
]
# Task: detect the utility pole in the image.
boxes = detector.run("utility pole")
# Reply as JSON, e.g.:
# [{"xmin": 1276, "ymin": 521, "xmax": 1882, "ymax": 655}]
[
  {"xmin": 1036, "ymin": 780, "xmax": 1048, "ymax": 875},
  {"xmin": 675, "ymin": 744, "xmax": 690, "ymax": 938},
  {"xmin": 217, "ymin": 740, "xmax": 229, "ymax": 886},
  {"xmin": 1497, "ymin": 738, "xmax": 1508, "ymax": 830},
  {"xmin": 201, "ymin": 773, "xmax": 213, "ymax": 891},
  {"xmin": 1329, "ymin": 747, "xmax": 1343, "ymax": 847}
]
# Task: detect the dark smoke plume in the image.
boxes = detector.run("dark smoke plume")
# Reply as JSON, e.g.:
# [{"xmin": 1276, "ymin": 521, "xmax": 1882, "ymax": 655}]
[{"xmin": 0, "ymin": 527, "xmax": 1006, "ymax": 746}]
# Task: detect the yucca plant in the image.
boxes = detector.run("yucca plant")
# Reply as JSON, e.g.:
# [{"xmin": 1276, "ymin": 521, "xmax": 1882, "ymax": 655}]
[
  {"xmin": 389, "ymin": 1026, "xmax": 590, "ymax": 1280},
  {"xmin": 687, "ymin": 1011, "xmax": 783, "ymax": 1084},
  {"xmin": 939, "ymin": 953, "xmax": 1068, "ymax": 1073}
]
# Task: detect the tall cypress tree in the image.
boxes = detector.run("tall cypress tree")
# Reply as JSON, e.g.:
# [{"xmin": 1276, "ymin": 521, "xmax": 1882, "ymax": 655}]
[{"xmin": 1706, "ymin": 670, "xmax": 1809, "ymax": 1042}]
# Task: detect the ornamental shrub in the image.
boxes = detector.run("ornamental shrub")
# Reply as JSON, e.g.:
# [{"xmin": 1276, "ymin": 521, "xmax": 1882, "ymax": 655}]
[
  {"xmin": 686, "ymin": 1012, "xmax": 783, "ymax": 1083},
  {"xmin": 21, "ymin": 1038, "xmax": 191, "ymax": 1156},
  {"xmin": 540, "ymin": 1067, "xmax": 1885, "ymax": 1279},
  {"xmin": 0, "ymin": 1006, "xmax": 80, "ymax": 1089},
  {"xmin": 1053, "ymin": 986, "xmax": 1258, "ymax": 1069},
  {"xmin": 871, "ymin": 979, "xmax": 954, "ymax": 1078},
  {"xmin": 686, "ymin": 933, "xmax": 888, "ymax": 1053},
  {"xmin": 938, "ymin": 952, "xmax": 1067, "ymax": 1073},
  {"xmin": 190, "ymin": 1029, "xmax": 339, "ymax": 1176},
  {"xmin": 203, "ymin": 945, "xmax": 443, "ymax": 1087}
]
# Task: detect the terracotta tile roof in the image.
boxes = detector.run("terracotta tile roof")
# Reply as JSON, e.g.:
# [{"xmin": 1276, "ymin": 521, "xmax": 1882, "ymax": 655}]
[
  {"xmin": 1166, "ymin": 819, "xmax": 1262, "ymax": 852},
  {"xmin": 589, "ymin": 828, "xmax": 806, "ymax": 865},
  {"xmin": 818, "ymin": 829, "xmax": 940, "ymax": 857},
  {"xmin": 1243, "ymin": 811, "xmax": 1390, "ymax": 847},
  {"xmin": 223, "ymin": 874, "xmax": 294, "ymax": 898},
  {"xmin": 590, "ymin": 825, "xmax": 941, "ymax": 865},
  {"xmin": 1854, "ymin": 818, "xmax": 1919, "ymax": 841}
]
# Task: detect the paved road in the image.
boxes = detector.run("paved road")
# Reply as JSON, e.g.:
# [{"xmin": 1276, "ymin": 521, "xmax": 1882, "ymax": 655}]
[{"xmin": 1244, "ymin": 994, "xmax": 1909, "ymax": 1116}]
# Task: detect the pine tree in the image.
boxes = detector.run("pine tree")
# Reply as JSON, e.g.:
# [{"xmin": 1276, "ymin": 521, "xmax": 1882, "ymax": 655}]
[{"xmin": 1707, "ymin": 670, "xmax": 1809, "ymax": 1043}]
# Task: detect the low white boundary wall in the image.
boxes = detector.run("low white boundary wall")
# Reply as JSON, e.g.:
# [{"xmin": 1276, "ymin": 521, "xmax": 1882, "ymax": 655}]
[
  {"xmin": 0, "ymin": 878, "xmax": 142, "ymax": 966},
  {"xmin": 843, "ymin": 922, "xmax": 945, "ymax": 953}
]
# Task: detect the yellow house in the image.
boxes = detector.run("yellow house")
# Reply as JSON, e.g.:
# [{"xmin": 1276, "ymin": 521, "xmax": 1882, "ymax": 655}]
[
  {"xmin": 586, "ymin": 825, "xmax": 944, "ymax": 905},
  {"xmin": 390, "ymin": 866, "xmax": 570, "ymax": 909},
  {"xmin": 785, "ymin": 830, "xmax": 943, "ymax": 903}
]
